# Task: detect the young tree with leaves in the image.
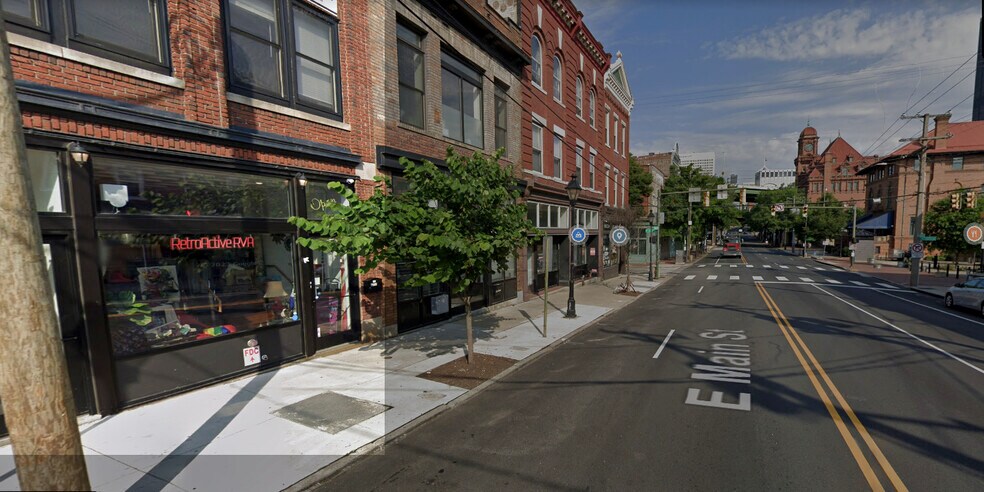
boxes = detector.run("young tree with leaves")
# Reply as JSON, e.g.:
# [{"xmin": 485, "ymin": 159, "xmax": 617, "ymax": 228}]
[
  {"xmin": 803, "ymin": 193, "xmax": 850, "ymax": 245},
  {"xmin": 627, "ymin": 154, "xmax": 654, "ymax": 213},
  {"xmin": 289, "ymin": 148, "xmax": 540, "ymax": 363},
  {"xmin": 924, "ymin": 196, "xmax": 984, "ymax": 263}
]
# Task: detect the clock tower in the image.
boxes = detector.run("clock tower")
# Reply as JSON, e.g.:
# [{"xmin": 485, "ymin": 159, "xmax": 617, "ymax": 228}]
[{"xmin": 795, "ymin": 125, "xmax": 819, "ymax": 189}]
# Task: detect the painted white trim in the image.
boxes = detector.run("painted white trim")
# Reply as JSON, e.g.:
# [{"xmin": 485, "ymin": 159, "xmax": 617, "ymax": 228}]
[
  {"xmin": 575, "ymin": 138, "xmax": 586, "ymax": 148},
  {"xmin": 557, "ymin": 28, "xmax": 563, "ymax": 49},
  {"xmin": 8, "ymin": 33, "xmax": 185, "ymax": 89},
  {"xmin": 589, "ymin": 146, "xmax": 598, "ymax": 155},
  {"xmin": 552, "ymin": 125, "xmax": 566, "ymax": 138},
  {"xmin": 531, "ymin": 111, "xmax": 547, "ymax": 127},
  {"xmin": 537, "ymin": 4, "xmax": 543, "ymax": 28},
  {"xmin": 227, "ymin": 93, "xmax": 351, "ymax": 131}
]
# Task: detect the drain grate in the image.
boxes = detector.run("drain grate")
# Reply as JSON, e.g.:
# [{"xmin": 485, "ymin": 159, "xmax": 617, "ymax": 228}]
[{"xmin": 274, "ymin": 391, "xmax": 390, "ymax": 434}]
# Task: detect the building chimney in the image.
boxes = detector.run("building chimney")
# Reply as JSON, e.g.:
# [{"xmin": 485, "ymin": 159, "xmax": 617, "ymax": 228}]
[{"xmin": 933, "ymin": 114, "xmax": 951, "ymax": 150}]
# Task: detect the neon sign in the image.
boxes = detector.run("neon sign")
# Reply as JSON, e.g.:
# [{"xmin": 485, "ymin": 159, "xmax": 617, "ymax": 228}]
[{"xmin": 169, "ymin": 236, "xmax": 255, "ymax": 251}]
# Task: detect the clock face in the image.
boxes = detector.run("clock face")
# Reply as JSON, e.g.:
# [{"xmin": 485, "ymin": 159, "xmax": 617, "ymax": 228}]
[{"xmin": 804, "ymin": 143, "xmax": 814, "ymax": 152}]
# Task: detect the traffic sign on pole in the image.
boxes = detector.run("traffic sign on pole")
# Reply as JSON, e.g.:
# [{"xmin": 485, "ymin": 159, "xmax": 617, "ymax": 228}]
[
  {"xmin": 570, "ymin": 227, "xmax": 587, "ymax": 245},
  {"xmin": 964, "ymin": 222, "xmax": 984, "ymax": 245},
  {"xmin": 910, "ymin": 242, "xmax": 924, "ymax": 259}
]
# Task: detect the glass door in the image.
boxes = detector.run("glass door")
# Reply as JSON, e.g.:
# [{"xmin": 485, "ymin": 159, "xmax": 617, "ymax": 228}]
[{"xmin": 312, "ymin": 250, "xmax": 356, "ymax": 349}]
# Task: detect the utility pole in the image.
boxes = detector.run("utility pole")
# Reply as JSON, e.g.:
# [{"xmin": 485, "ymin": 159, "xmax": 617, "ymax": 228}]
[
  {"xmin": 900, "ymin": 112, "xmax": 951, "ymax": 287},
  {"xmin": 686, "ymin": 201, "xmax": 693, "ymax": 262},
  {"xmin": 0, "ymin": 25, "xmax": 90, "ymax": 490},
  {"xmin": 655, "ymin": 188, "xmax": 662, "ymax": 278},
  {"xmin": 850, "ymin": 203, "xmax": 857, "ymax": 268},
  {"xmin": 542, "ymin": 237, "xmax": 548, "ymax": 338}
]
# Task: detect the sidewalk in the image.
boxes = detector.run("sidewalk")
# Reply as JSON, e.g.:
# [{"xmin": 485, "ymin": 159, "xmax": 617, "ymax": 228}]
[
  {"xmin": 813, "ymin": 256, "xmax": 958, "ymax": 298},
  {"xmin": 0, "ymin": 260, "xmax": 696, "ymax": 492}
]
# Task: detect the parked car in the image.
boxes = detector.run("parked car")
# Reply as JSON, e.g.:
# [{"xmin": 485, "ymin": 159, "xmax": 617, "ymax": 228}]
[
  {"xmin": 944, "ymin": 278, "xmax": 984, "ymax": 316},
  {"xmin": 721, "ymin": 242, "xmax": 742, "ymax": 258}
]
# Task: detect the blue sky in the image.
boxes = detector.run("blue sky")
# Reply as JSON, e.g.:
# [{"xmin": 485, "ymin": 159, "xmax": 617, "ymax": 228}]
[{"xmin": 579, "ymin": 0, "xmax": 981, "ymax": 182}]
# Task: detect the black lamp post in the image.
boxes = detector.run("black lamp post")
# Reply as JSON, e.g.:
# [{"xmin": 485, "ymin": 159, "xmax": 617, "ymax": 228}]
[
  {"xmin": 565, "ymin": 174, "xmax": 582, "ymax": 318},
  {"xmin": 647, "ymin": 209, "xmax": 656, "ymax": 281}
]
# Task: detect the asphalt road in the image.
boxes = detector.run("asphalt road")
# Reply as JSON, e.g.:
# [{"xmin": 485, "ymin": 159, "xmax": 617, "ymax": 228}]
[{"xmin": 313, "ymin": 243, "xmax": 984, "ymax": 491}]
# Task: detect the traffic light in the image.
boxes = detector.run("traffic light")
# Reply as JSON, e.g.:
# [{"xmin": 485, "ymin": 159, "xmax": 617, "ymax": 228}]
[
  {"xmin": 702, "ymin": 191, "xmax": 710, "ymax": 207},
  {"xmin": 802, "ymin": 204, "xmax": 808, "ymax": 218},
  {"xmin": 967, "ymin": 191, "xmax": 977, "ymax": 209},
  {"xmin": 739, "ymin": 188, "xmax": 747, "ymax": 205},
  {"xmin": 951, "ymin": 193, "xmax": 961, "ymax": 210}
]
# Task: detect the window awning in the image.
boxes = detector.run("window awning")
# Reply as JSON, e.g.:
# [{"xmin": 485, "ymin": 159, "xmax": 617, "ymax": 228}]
[{"xmin": 854, "ymin": 211, "xmax": 893, "ymax": 230}]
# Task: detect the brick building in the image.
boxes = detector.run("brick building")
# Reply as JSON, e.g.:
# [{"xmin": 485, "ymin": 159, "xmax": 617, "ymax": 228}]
[
  {"xmin": 363, "ymin": 0, "xmax": 527, "ymax": 335},
  {"xmin": 3, "ymin": 0, "xmax": 376, "ymax": 425},
  {"xmin": 519, "ymin": 0, "xmax": 633, "ymax": 295},
  {"xmin": 857, "ymin": 115, "xmax": 984, "ymax": 259},
  {"xmin": 794, "ymin": 125, "xmax": 873, "ymax": 204}
]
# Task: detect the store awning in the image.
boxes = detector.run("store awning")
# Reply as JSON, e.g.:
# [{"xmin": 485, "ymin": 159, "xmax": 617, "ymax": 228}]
[{"xmin": 854, "ymin": 211, "xmax": 893, "ymax": 230}]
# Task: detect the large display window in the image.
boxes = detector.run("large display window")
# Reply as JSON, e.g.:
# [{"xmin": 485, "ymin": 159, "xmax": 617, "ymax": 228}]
[{"xmin": 100, "ymin": 233, "xmax": 297, "ymax": 357}]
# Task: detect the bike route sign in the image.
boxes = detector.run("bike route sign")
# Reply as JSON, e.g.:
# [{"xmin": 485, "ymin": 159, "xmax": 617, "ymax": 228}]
[
  {"xmin": 611, "ymin": 226, "xmax": 630, "ymax": 246},
  {"xmin": 570, "ymin": 227, "xmax": 588, "ymax": 245}
]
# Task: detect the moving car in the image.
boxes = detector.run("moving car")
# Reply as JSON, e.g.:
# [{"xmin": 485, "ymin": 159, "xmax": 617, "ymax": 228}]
[
  {"xmin": 944, "ymin": 278, "xmax": 984, "ymax": 316},
  {"xmin": 721, "ymin": 242, "xmax": 742, "ymax": 258}
]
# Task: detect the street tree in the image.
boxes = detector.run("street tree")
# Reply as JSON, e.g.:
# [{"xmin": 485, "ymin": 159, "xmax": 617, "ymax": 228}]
[
  {"xmin": 661, "ymin": 164, "xmax": 727, "ymax": 250},
  {"xmin": 744, "ymin": 187, "xmax": 804, "ymax": 246},
  {"xmin": 924, "ymin": 197, "xmax": 984, "ymax": 262},
  {"xmin": 289, "ymin": 148, "xmax": 540, "ymax": 363},
  {"xmin": 803, "ymin": 193, "xmax": 850, "ymax": 244},
  {"xmin": 628, "ymin": 154, "xmax": 653, "ymax": 213}
]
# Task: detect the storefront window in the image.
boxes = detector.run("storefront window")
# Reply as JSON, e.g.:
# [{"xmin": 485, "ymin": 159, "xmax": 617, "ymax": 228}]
[
  {"xmin": 491, "ymin": 256, "xmax": 516, "ymax": 282},
  {"xmin": 27, "ymin": 149, "xmax": 65, "ymax": 213},
  {"xmin": 306, "ymin": 181, "xmax": 348, "ymax": 218},
  {"xmin": 100, "ymin": 233, "xmax": 296, "ymax": 357},
  {"xmin": 93, "ymin": 157, "xmax": 290, "ymax": 217},
  {"xmin": 313, "ymin": 250, "xmax": 351, "ymax": 337}
]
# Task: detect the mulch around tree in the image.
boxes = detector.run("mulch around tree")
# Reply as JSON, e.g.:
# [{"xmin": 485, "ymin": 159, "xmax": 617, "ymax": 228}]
[
  {"xmin": 618, "ymin": 291, "xmax": 642, "ymax": 297},
  {"xmin": 418, "ymin": 353, "xmax": 518, "ymax": 389}
]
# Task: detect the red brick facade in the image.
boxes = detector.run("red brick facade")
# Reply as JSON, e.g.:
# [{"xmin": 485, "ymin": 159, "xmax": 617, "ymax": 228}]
[{"xmin": 794, "ymin": 126, "xmax": 871, "ymax": 204}]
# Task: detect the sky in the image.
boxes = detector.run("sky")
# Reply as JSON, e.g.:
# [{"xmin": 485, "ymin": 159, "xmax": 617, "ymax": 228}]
[{"xmin": 578, "ymin": 0, "xmax": 981, "ymax": 182}]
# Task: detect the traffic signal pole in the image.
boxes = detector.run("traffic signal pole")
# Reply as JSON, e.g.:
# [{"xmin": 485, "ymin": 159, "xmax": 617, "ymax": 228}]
[{"xmin": 902, "ymin": 113, "xmax": 951, "ymax": 287}]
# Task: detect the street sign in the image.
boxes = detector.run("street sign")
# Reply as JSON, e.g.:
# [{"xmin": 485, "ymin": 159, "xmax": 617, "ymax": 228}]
[
  {"xmin": 611, "ymin": 226, "xmax": 630, "ymax": 246},
  {"xmin": 964, "ymin": 222, "xmax": 984, "ymax": 245},
  {"xmin": 688, "ymin": 187, "xmax": 701, "ymax": 203},
  {"xmin": 911, "ymin": 242, "xmax": 924, "ymax": 255},
  {"xmin": 570, "ymin": 227, "xmax": 588, "ymax": 245},
  {"xmin": 773, "ymin": 203, "xmax": 785, "ymax": 213},
  {"xmin": 919, "ymin": 235, "xmax": 937, "ymax": 242},
  {"xmin": 658, "ymin": 212, "xmax": 665, "ymax": 224},
  {"xmin": 717, "ymin": 184, "xmax": 728, "ymax": 200}
]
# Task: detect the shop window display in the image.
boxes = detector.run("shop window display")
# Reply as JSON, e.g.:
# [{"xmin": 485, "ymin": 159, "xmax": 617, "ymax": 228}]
[{"xmin": 101, "ymin": 233, "xmax": 296, "ymax": 356}]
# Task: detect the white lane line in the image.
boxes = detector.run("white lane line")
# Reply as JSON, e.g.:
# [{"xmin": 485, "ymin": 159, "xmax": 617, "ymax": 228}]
[
  {"xmin": 685, "ymin": 275, "xmax": 696, "ymax": 280},
  {"xmin": 816, "ymin": 267, "xmax": 827, "ymax": 271},
  {"xmin": 800, "ymin": 277, "xmax": 815, "ymax": 282},
  {"xmin": 825, "ymin": 279, "xmax": 842, "ymax": 284},
  {"xmin": 653, "ymin": 329, "xmax": 676, "ymax": 359},
  {"xmin": 776, "ymin": 276, "xmax": 789, "ymax": 281},
  {"xmin": 757, "ymin": 282, "xmax": 903, "ymax": 290},
  {"xmin": 878, "ymin": 290, "xmax": 984, "ymax": 327},
  {"xmin": 752, "ymin": 276, "xmax": 764, "ymax": 281},
  {"xmin": 697, "ymin": 286, "xmax": 704, "ymax": 294},
  {"xmin": 763, "ymin": 265, "xmax": 772, "ymax": 268},
  {"xmin": 797, "ymin": 266, "xmax": 808, "ymax": 270},
  {"xmin": 707, "ymin": 275, "xmax": 718, "ymax": 280},
  {"xmin": 715, "ymin": 256, "xmax": 721, "ymax": 265},
  {"xmin": 850, "ymin": 280, "xmax": 868, "ymax": 286},
  {"xmin": 698, "ymin": 264, "xmax": 707, "ymax": 268},
  {"xmin": 730, "ymin": 275, "xmax": 740, "ymax": 280},
  {"xmin": 814, "ymin": 285, "xmax": 984, "ymax": 376},
  {"xmin": 779, "ymin": 265, "xmax": 789, "ymax": 269},
  {"xmin": 877, "ymin": 283, "xmax": 896, "ymax": 289}
]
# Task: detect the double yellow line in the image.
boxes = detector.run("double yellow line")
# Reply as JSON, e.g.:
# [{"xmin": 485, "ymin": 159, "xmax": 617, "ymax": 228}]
[{"xmin": 755, "ymin": 283, "xmax": 907, "ymax": 492}]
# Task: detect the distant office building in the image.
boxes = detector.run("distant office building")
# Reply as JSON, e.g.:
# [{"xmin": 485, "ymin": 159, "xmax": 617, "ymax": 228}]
[
  {"xmin": 727, "ymin": 173, "xmax": 739, "ymax": 185},
  {"xmin": 754, "ymin": 166, "xmax": 796, "ymax": 189},
  {"xmin": 680, "ymin": 152, "xmax": 715, "ymax": 175}
]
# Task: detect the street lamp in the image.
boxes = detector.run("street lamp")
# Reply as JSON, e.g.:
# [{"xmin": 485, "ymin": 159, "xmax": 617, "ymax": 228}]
[
  {"xmin": 647, "ymin": 209, "xmax": 655, "ymax": 281},
  {"xmin": 565, "ymin": 173, "xmax": 582, "ymax": 318}
]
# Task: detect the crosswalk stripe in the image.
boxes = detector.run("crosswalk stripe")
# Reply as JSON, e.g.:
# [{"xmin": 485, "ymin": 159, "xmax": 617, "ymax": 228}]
[
  {"xmin": 752, "ymin": 276, "xmax": 763, "ymax": 281},
  {"xmin": 746, "ymin": 264, "xmax": 754, "ymax": 268},
  {"xmin": 800, "ymin": 277, "xmax": 815, "ymax": 282},
  {"xmin": 698, "ymin": 264, "xmax": 707, "ymax": 268},
  {"xmin": 815, "ymin": 267, "xmax": 826, "ymax": 271},
  {"xmin": 776, "ymin": 276, "xmax": 789, "ymax": 281},
  {"xmin": 685, "ymin": 275, "xmax": 696, "ymax": 280},
  {"xmin": 797, "ymin": 266, "xmax": 807, "ymax": 270},
  {"xmin": 714, "ymin": 264, "xmax": 722, "ymax": 268},
  {"xmin": 877, "ymin": 283, "xmax": 896, "ymax": 289},
  {"xmin": 730, "ymin": 276, "xmax": 740, "ymax": 280},
  {"xmin": 825, "ymin": 279, "xmax": 842, "ymax": 284},
  {"xmin": 850, "ymin": 280, "xmax": 868, "ymax": 286},
  {"xmin": 763, "ymin": 265, "xmax": 772, "ymax": 268},
  {"xmin": 708, "ymin": 275, "xmax": 718, "ymax": 280},
  {"xmin": 730, "ymin": 264, "xmax": 738, "ymax": 268},
  {"xmin": 779, "ymin": 265, "xmax": 789, "ymax": 269}
]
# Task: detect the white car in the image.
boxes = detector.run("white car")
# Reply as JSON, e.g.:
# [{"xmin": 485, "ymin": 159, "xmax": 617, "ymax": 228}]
[{"xmin": 944, "ymin": 278, "xmax": 984, "ymax": 316}]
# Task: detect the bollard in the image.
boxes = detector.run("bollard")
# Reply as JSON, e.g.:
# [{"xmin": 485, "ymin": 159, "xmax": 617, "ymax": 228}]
[
  {"xmin": 947, "ymin": 264, "xmax": 950, "ymax": 277},
  {"xmin": 957, "ymin": 265, "xmax": 960, "ymax": 278}
]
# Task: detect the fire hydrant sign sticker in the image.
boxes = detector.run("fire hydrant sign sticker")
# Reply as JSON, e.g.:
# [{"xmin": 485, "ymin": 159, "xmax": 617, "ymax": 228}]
[{"xmin": 243, "ymin": 345, "xmax": 261, "ymax": 366}]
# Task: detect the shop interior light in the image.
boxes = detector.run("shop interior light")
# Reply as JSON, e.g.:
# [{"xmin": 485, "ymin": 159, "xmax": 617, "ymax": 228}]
[{"xmin": 66, "ymin": 142, "xmax": 89, "ymax": 166}]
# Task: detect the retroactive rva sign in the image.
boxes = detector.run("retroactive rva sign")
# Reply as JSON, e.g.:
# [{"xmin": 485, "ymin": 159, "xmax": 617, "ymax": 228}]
[
  {"xmin": 964, "ymin": 222, "xmax": 984, "ymax": 245},
  {"xmin": 570, "ymin": 227, "xmax": 588, "ymax": 245},
  {"xmin": 611, "ymin": 226, "xmax": 630, "ymax": 246}
]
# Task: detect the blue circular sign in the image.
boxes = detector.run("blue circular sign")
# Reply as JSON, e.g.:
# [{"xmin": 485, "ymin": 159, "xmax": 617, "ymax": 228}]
[
  {"xmin": 611, "ymin": 226, "xmax": 630, "ymax": 246},
  {"xmin": 570, "ymin": 227, "xmax": 588, "ymax": 245}
]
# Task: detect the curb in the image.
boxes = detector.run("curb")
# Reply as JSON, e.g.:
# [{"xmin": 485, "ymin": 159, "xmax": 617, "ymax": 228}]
[{"xmin": 287, "ymin": 273, "xmax": 666, "ymax": 491}]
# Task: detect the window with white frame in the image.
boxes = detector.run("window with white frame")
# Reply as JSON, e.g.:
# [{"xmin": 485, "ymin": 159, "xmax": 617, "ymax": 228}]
[
  {"xmin": 441, "ymin": 51, "xmax": 484, "ymax": 147},
  {"xmin": 527, "ymin": 202, "xmax": 569, "ymax": 229},
  {"xmin": 575, "ymin": 146, "xmax": 584, "ymax": 185},
  {"xmin": 613, "ymin": 169, "xmax": 620, "ymax": 206},
  {"xmin": 573, "ymin": 208, "xmax": 598, "ymax": 229},
  {"xmin": 532, "ymin": 122, "xmax": 543, "ymax": 173},
  {"xmin": 605, "ymin": 108, "xmax": 611, "ymax": 146},
  {"xmin": 552, "ymin": 55, "xmax": 562, "ymax": 102},
  {"xmin": 531, "ymin": 35, "xmax": 542, "ymax": 87},
  {"xmin": 613, "ymin": 115, "xmax": 620, "ymax": 154},
  {"xmin": 589, "ymin": 90, "xmax": 596, "ymax": 127},
  {"xmin": 953, "ymin": 156, "xmax": 964, "ymax": 170},
  {"xmin": 605, "ymin": 166, "xmax": 611, "ymax": 205},
  {"xmin": 553, "ymin": 133, "xmax": 563, "ymax": 179},
  {"xmin": 621, "ymin": 123, "xmax": 626, "ymax": 156},
  {"xmin": 575, "ymin": 77, "xmax": 583, "ymax": 118},
  {"xmin": 588, "ymin": 153, "xmax": 595, "ymax": 189},
  {"xmin": 227, "ymin": 0, "xmax": 343, "ymax": 119}
]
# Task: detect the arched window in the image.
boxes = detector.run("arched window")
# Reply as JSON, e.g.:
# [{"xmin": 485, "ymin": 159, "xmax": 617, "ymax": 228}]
[
  {"xmin": 575, "ymin": 77, "xmax": 583, "ymax": 117},
  {"xmin": 588, "ymin": 89, "xmax": 596, "ymax": 126},
  {"xmin": 531, "ymin": 35, "xmax": 542, "ymax": 87},
  {"xmin": 552, "ymin": 55, "xmax": 562, "ymax": 102}
]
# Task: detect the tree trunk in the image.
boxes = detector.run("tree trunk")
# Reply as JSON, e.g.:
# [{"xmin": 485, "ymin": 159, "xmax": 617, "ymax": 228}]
[
  {"xmin": 464, "ymin": 295, "xmax": 474, "ymax": 364},
  {"xmin": 0, "ymin": 26, "xmax": 90, "ymax": 491}
]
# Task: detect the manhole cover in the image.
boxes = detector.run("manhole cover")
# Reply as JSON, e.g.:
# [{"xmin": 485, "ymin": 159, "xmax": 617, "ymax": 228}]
[{"xmin": 274, "ymin": 391, "xmax": 390, "ymax": 434}]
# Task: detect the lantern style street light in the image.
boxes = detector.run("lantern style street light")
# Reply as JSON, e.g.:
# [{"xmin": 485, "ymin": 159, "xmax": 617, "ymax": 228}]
[
  {"xmin": 648, "ymin": 209, "xmax": 656, "ymax": 281},
  {"xmin": 565, "ymin": 174, "xmax": 582, "ymax": 318}
]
